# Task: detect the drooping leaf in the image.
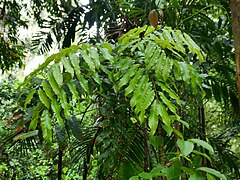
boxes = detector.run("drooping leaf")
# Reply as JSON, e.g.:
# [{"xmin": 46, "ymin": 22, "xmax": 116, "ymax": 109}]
[
  {"xmin": 24, "ymin": 89, "xmax": 36, "ymax": 109},
  {"xmin": 189, "ymin": 139, "xmax": 214, "ymax": 154},
  {"xmin": 41, "ymin": 80, "xmax": 54, "ymax": 100},
  {"xmin": 89, "ymin": 48, "xmax": 100, "ymax": 69},
  {"xmin": 62, "ymin": 57, "xmax": 74, "ymax": 78},
  {"xmin": 149, "ymin": 100, "xmax": 161, "ymax": 135},
  {"xmin": 41, "ymin": 109, "xmax": 52, "ymax": 143},
  {"xmin": 67, "ymin": 81, "xmax": 80, "ymax": 101},
  {"xmin": 38, "ymin": 88, "xmax": 50, "ymax": 109},
  {"xmin": 159, "ymin": 92, "xmax": 177, "ymax": 114},
  {"xmin": 158, "ymin": 82, "xmax": 180, "ymax": 105},
  {"xmin": 47, "ymin": 71, "xmax": 60, "ymax": 96},
  {"xmin": 118, "ymin": 64, "xmax": 139, "ymax": 89},
  {"xmin": 59, "ymin": 89, "xmax": 70, "ymax": 119},
  {"xmin": 82, "ymin": 49, "xmax": 95, "ymax": 71},
  {"xmin": 178, "ymin": 62, "xmax": 190, "ymax": 81},
  {"xmin": 196, "ymin": 167, "xmax": 227, "ymax": 180},
  {"xmin": 52, "ymin": 64, "xmax": 63, "ymax": 87},
  {"xmin": 29, "ymin": 102, "xmax": 42, "ymax": 130},
  {"xmin": 51, "ymin": 98, "xmax": 64, "ymax": 127},
  {"xmin": 125, "ymin": 68, "xmax": 144, "ymax": 96},
  {"xmin": 158, "ymin": 101, "xmax": 171, "ymax": 127}
]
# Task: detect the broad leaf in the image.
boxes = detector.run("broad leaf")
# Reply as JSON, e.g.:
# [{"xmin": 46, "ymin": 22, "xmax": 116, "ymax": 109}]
[
  {"xmin": 52, "ymin": 64, "xmax": 63, "ymax": 87},
  {"xmin": 38, "ymin": 88, "xmax": 50, "ymax": 109},
  {"xmin": 62, "ymin": 57, "xmax": 74, "ymax": 77},
  {"xmin": 24, "ymin": 89, "xmax": 36, "ymax": 109},
  {"xmin": 41, "ymin": 80, "xmax": 54, "ymax": 100},
  {"xmin": 149, "ymin": 100, "xmax": 161, "ymax": 135},
  {"xmin": 166, "ymin": 159, "xmax": 181, "ymax": 180},
  {"xmin": 41, "ymin": 110, "xmax": 52, "ymax": 143},
  {"xmin": 51, "ymin": 98, "xmax": 64, "ymax": 127},
  {"xmin": 177, "ymin": 139, "xmax": 194, "ymax": 157},
  {"xmin": 196, "ymin": 167, "xmax": 227, "ymax": 180},
  {"xmin": 47, "ymin": 71, "xmax": 60, "ymax": 96}
]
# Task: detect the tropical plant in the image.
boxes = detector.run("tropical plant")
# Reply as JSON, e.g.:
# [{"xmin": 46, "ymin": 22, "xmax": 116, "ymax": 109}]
[{"xmin": 5, "ymin": 23, "xmax": 226, "ymax": 179}]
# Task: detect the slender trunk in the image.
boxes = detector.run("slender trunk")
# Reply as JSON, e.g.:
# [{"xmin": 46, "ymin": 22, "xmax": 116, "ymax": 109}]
[
  {"xmin": 198, "ymin": 105, "xmax": 210, "ymax": 167},
  {"xmin": 230, "ymin": 0, "xmax": 240, "ymax": 105},
  {"xmin": 58, "ymin": 148, "xmax": 63, "ymax": 180}
]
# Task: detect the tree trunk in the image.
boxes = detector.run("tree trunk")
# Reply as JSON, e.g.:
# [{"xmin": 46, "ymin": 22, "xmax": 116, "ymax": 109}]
[
  {"xmin": 58, "ymin": 148, "xmax": 63, "ymax": 180},
  {"xmin": 230, "ymin": 0, "xmax": 240, "ymax": 105}
]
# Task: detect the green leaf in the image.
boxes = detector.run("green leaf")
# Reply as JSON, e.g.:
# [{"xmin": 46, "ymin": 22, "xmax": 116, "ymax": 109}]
[
  {"xmin": 41, "ymin": 110, "xmax": 52, "ymax": 143},
  {"xmin": 69, "ymin": 53, "xmax": 82, "ymax": 81},
  {"xmin": 13, "ymin": 130, "xmax": 39, "ymax": 141},
  {"xmin": 67, "ymin": 81, "xmax": 80, "ymax": 101},
  {"xmin": 149, "ymin": 100, "xmax": 161, "ymax": 135},
  {"xmin": 51, "ymin": 98, "xmax": 64, "ymax": 127},
  {"xmin": 139, "ymin": 172, "xmax": 152, "ymax": 179},
  {"xmin": 102, "ymin": 43, "xmax": 112, "ymax": 54},
  {"xmin": 59, "ymin": 89, "xmax": 70, "ymax": 119},
  {"xmin": 130, "ymin": 75, "xmax": 148, "ymax": 108},
  {"xmin": 89, "ymin": 48, "xmax": 100, "ymax": 69},
  {"xmin": 158, "ymin": 101, "xmax": 171, "ymax": 127},
  {"xmin": 79, "ymin": 75, "xmax": 89, "ymax": 92},
  {"xmin": 189, "ymin": 173, "xmax": 205, "ymax": 180},
  {"xmin": 41, "ymin": 80, "xmax": 54, "ymax": 100},
  {"xmin": 55, "ymin": 124, "xmax": 67, "ymax": 150},
  {"xmin": 30, "ymin": 102, "xmax": 42, "ymax": 130},
  {"xmin": 189, "ymin": 139, "xmax": 214, "ymax": 153},
  {"xmin": 82, "ymin": 49, "xmax": 95, "ymax": 71},
  {"xmin": 38, "ymin": 88, "xmax": 50, "ymax": 109},
  {"xmin": 61, "ymin": 57, "xmax": 74, "ymax": 78},
  {"xmin": 178, "ymin": 62, "xmax": 190, "ymax": 81},
  {"xmin": 29, "ymin": 116, "xmax": 39, "ymax": 130},
  {"xmin": 125, "ymin": 68, "xmax": 144, "ymax": 96},
  {"xmin": 159, "ymin": 92, "xmax": 177, "ymax": 114},
  {"xmin": 158, "ymin": 82, "xmax": 180, "ymax": 105},
  {"xmin": 149, "ymin": 135, "xmax": 161, "ymax": 149},
  {"xmin": 166, "ymin": 159, "xmax": 181, "ymax": 180},
  {"xmin": 68, "ymin": 117, "xmax": 83, "ymax": 141},
  {"xmin": 118, "ymin": 64, "xmax": 139, "ymax": 89},
  {"xmin": 129, "ymin": 176, "xmax": 139, "ymax": 180},
  {"xmin": 47, "ymin": 71, "xmax": 60, "ymax": 96},
  {"xmin": 101, "ymin": 47, "xmax": 113, "ymax": 64},
  {"xmin": 177, "ymin": 139, "xmax": 194, "ymax": 157},
  {"xmin": 150, "ymin": 165, "xmax": 164, "ymax": 174},
  {"xmin": 24, "ymin": 89, "xmax": 36, "ymax": 109},
  {"xmin": 196, "ymin": 167, "xmax": 227, "ymax": 180},
  {"xmin": 52, "ymin": 64, "xmax": 63, "ymax": 87},
  {"xmin": 181, "ymin": 166, "xmax": 195, "ymax": 175},
  {"xmin": 192, "ymin": 150, "xmax": 212, "ymax": 163}
]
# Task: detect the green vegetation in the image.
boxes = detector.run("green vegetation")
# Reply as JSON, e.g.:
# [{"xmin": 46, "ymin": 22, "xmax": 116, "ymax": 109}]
[{"xmin": 1, "ymin": 0, "xmax": 240, "ymax": 179}]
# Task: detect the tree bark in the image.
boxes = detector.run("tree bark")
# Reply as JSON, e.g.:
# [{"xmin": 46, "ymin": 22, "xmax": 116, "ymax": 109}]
[
  {"xmin": 230, "ymin": 0, "xmax": 240, "ymax": 105},
  {"xmin": 58, "ymin": 148, "xmax": 63, "ymax": 180}
]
